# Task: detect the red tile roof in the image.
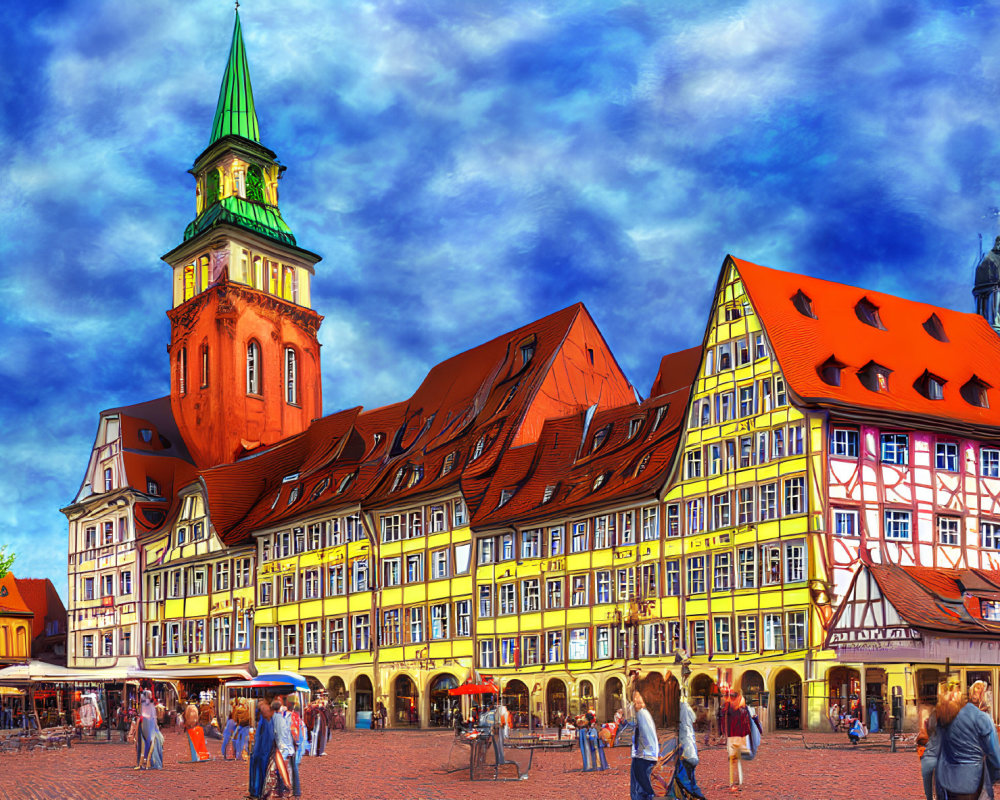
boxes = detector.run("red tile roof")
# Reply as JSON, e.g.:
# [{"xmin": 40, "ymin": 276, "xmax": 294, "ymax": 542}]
[
  {"xmin": 863, "ymin": 562, "xmax": 1000, "ymax": 636},
  {"xmin": 468, "ymin": 348, "xmax": 697, "ymax": 529},
  {"xmin": 0, "ymin": 573, "xmax": 33, "ymax": 618},
  {"xmin": 649, "ymin": 347, "xmax": 702, "ymax": 398},
  {"xmin": 12, "ymin": 579, "xmax": 64, "ymax": 637},
  {"xmin": 733, "ymin": 256, "xmax": 1000, "ymax": 433}
]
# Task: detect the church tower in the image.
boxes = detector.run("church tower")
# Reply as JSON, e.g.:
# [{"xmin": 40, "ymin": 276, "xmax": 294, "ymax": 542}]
[
  {"xmin": 974, "ymin": 236, "xmax": 1000, "ymax": 333},
  {"xmin": 163, "ymin": 11, "xmax": 323, "ymax": 467}
]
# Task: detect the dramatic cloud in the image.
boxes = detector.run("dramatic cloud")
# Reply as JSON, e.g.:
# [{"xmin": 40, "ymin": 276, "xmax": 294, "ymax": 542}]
[{"xmin": 4, "ymin": 0, "xmax": 1000, "ymax": 598}]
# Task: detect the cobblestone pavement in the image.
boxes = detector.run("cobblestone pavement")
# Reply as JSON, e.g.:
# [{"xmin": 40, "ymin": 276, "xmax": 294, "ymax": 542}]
[{"xmin": 0, "ymin": 728, "xmax": 925, "ymax": 800}]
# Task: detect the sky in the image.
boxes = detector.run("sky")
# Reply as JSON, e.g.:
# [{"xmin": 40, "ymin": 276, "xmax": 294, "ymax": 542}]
[{"xmin": 3, "ymin": 0, "xmax": 1000, "ymax": 600}]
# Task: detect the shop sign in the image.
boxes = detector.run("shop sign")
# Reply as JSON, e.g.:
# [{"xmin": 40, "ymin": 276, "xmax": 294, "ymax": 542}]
[{"xmin": 828, "ymin": 626, "xmax": 920, "ymax": 645}]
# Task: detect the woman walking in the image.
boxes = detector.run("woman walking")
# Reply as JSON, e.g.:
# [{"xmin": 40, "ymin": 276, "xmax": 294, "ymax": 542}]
[
  {"xmin": 720, "ymin": 688, "xmax": 753, "ymax": 793},
  {"xmin": 134, "ymin": 690, "xmax": 163, "ymax": 770},
  {"xmin": 630, "ymin": 690, "xmax": 658, "ymax": 800},
  {"xmin": 934, "ymin": 684, "xmax": 1000, "ymax": 800}
]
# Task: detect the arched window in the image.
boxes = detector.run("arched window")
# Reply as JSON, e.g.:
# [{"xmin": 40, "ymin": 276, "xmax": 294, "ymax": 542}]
[
  {"xmin": 200, "ymin": 344, "xmax": 209, "ymax": 388},
  {"xmin": 247, "ymin": 165, "xmax": 265, "ymax": 203},
  {"xmin": 177, "ymin": 347, "xmax": 187, "ymax": 395},
  {"xmin": 252, "ymin": 256, "xmax": 263, "ymax": 289},
  {"xmin": 15, "ymin": 627, "xmax": 26, "ymax": 657},
  {"xmin": 285, "ymin": 347, "xmax": 298, "ymax": 405},
  {"xmin": 205, "ymin": 168, "xmax": 222, "ymax": 207},
  {"xmin": 247, "ymin": 341, "xmax": 261, "ymax": 395}
]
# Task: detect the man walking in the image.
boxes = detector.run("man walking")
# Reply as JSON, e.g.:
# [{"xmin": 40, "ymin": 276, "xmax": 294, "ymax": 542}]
[
  {"xmin": 273, "ymin": 700, "xmax": 300, "ymax": 798},
  {"xmin": 630, "ymin": 690, "xmax": 658, "ymax": 800},
  {"xmin": 248, "ymin": 700, "xmax": 275, "ymax": 800}
]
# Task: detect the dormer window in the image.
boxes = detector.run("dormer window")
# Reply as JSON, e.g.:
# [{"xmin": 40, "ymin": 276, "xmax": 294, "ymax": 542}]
[
  {"xmin": 520, "ymin": 343, "xmax": 535, "ymax": 366},
  {"xmin": 724, "ymin": 304, "xmax": 742, "ymax": 321},
  {"xmin": 857, "ymin": 361, "xmax": 892, "ymax": 393},
  {"xmin": 962, "ymin": 376, "xmax": 992, "ymax": 409},
  {"xmin": 791, "ymin": 290, "xmax": 816, "ymax": 319},
  {"xmin": 915, "ymin": 370, "xmax": 946, "ymax": 401},
  {"xmin": 855, "ymin": 297, "xmax": 886, "ymax": 330},
  {"xmin": 442, "ymin": 451, "xmax": 457, "ymax": 476},
  {"xmin": 310, "ymin": 477, "xmax": 331, "ymax": 500},
  {"xmin": 592, "ymin": 424, "xmax": 612, "ymax": 452},
  {"xmin": 592, "ymin": 472, "xmax": 610, "ymax": 491},
  {"xmin": 472, "ymin": 436, "xmax": 486, "ymax": 460},
  {"xmin": 542, "ymin": 484, "xmax": 558, "ymax": 503},
  {"xmin": 408, "ymin": 466, "xmax": 424, "ymax": 487},
  {"xmin": 652, "ymin": 404, "xmax": 669, "ymax": 431},
  {"xmin": 818, "ymin": 356, "xmax": 846, "ymax": 387},
  {"xmin": 146, "ymin": 479, "xmax": 160, "ymax": 496},
  {"xmin": 923, "ymin": 313, "xmax": 948, "ymax": 342},
  {"xmin": 628, "ymin": 418, "xmax": 643, "ymax": 439},
  {"xmin": 337, "ymin": 472, "xmax": 356, "ymax": 494},
  {"xmin": 391, "ymin": 467, "xmax": 406, "ymax": 492},
  {"xmin": 287, "ymin": 485, "xmax": 300, "ymax": 505},
  {"xmin": 499, "ymin": 489, "xmax": 514, "ymax": 507},
  {"xmin": 372, "ymin": 433, "xmax": 385, "ymax": 452},
  {"xmin": 635, "ymin": 452, "xmax": 652, "ymax": 476}
]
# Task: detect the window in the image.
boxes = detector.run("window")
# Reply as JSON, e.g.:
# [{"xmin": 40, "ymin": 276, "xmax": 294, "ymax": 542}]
[
  {"xmin": 103, "ymin": 521, "xmax": 114, "ymax": 545},
  {"xmin": 501, "ymin": 534, "xmax": 514, "ymax": 560},
  {"xmin": 758, "ymin": 483, "xmax": 778, "ymax": 521},
  {"xmin": 101, "ymin": 574, "xmax": 114, "ymax": 597},
  {"xmin": 738, "ymin": 487, "xmax": 755, "ymax": 525},
  {"xmin": 301, "ymin": 568, "xmax": 319, "ymax": 599},
  {"xmin": 714, "ymin": 617, "xmax": 732, "ymax": 653},
  {"xmin": 791, "ymin": 289, "xmax": 816, "ymax": 318},
  {"xmin": 738, "ymin": 615, "xmax": 757, "ymax": 653},
  {"xmin": 665, "ymin": 505, "xmax": 680, "ymax": 537},
  {"xmin": 104, "ymin": 467, "xmax": 113, "ymax": 492},
  {"xmin": 478, "ymin": 585, "xmax": 493, "ymax": 617},
  {"xmin": 571, "ymin": 522, "xmax": 589, "ymax": 553},
  {"xmin": 246, "ymin": 341, "xmax": 261, "ymax": 394},
  {"xmin": 193, "ymin": 522, "xmax": 205, "ymax": 540},
  {"xmin": 690, "ymin": 620, "xmax": 707, "ymax": 655},
  {"xmin": 775, "ymin": 376, "xmax": 787, "ymax": 406},
  {"xmin": 212, "ymin": 617, "xmax": 232, "ymax": 652},
  {"xmin": 759, "ymin": 378, "xmax": 773, "ymax": 412},
  {"xmin": 177, "ymin": 347, "xmax": 187, "ymax": 396},
  {"xmin": 983, "ymin": 448, "xmax": 1000, "ymax": 478},
  {"xmin": 120, "ymin": 630, "xmax": 131, "ymax": 656},
  {"xmin": 761, "ymin": 544, "xmax": 781, "ymax": 585},
  {"xmin": 327, "ymin": 564, "xmax": 345, "ymax": 596},
  {"xmin": 884, "ymin": 510, "xmax": 912, "ymax": 540},
  {"xmin": 938, "ymin": 516, "xmax": 960, "ymax": 546},
  {"xmin": 737, "ymin": 547, "xmax": 756, "ymax": 589},
  {"xmin": 685, "ymin": 450, "xmax": 702, "ymax": 479},
  {"xmin": 499, "ymin": 637, "xmax": 517, "ymax": 666},
  {"xmin": 522, "ymin": 579, "xmax": 540, "ymax": 612},
  {"xmin": 431, "ymin": 549, "xmax": 449, "ymax": 579},
  {"xmin": 353, "ymin": 614, "xmax": 370, "ymax": 651},
  {"xmin": 982, "ymin": 521, "xmax": 1000, "ymax": 549},
  {"xmin": 234, "ymin": 612, "xmax": 250, "ymax": 651},
  {"xmin": 772, "ymin": 428, "xmax": 784, "ymax": 458},
  {"xmin": 617, "ymin": 568, "xmax": 635, "ymax": 601},
  {"xmin": 754, "ymin": 333, "xmax": 768, "ymax": 359},
  {"xmin": 428, "ymin": 505, "xmax": 446, "ymax": 533},
  {"xmin": 881, "ymin": 433, "xmax": 908, "ymax": 465},
  {"xmin": 478, "ymin": 538, "xmax": 495, "ymax": 564},
  {"xmin": 453, "ymin": 498, "xmax": 468, "ymax": 526},
  {"xmin": 167, "ymin": 623, "xmax": 181, "ymax": 656},
  {"xmin": 596, "ymin": 628, "xmax": 611, "ymax": 659},
  {"xmin": 762, "ymin": 614, "xmax": 784, "ymax": 650},
  {"xmin": 665, "ymin": 561, "xmax": 680, "ymax": 596},
  {"xmin": 499, "ymin": 584, "xmax": 516, "ymax": 615},
  {"xmin": 456, "ymin": 600, "xmax": 471, "ymax": 637},
  {"xmin": 546, "ymin": 630, "xmax": 563, "ymax": 663},
  {"xmin": 351, "ymin": 560, "xmax": 369, "ymax": 593},
  {"xmin": 323, "ymin": 617, "xmax": 345, "ymax": 653},
  {"xmin": 549, "ymin": 527, "xmax": 564, "ymax": 555},
  {"xmin": 739, "ymin": 386, "xmax": 755, "ymax": 418},
  {"xmin": 379, "ymin": 610, "xmax": 400, "ymax": 646},
  {"xmin": 120, "ymin": 571, "xmax": 132, "ymax": 595},
  {"xmin": 640, "ymin": 563, "xmax": 658, "ymax": 597},
  {"xmin": 756, "ymin": 431, "xmax": 769, "ymax": 464},
  {"xmin": 280, "ymin": 573, "xmax": 296, "ymax": 603},
  {"xmin": 739, "ymin": 435, "xmax": 753, "ymax": 468},
  {"xmin": 787, "ymin": 611, "xmax": 806, "ymax": 650},
  {"xmin": 521, "ymin": 529, "xmax": 542, "ymax": 559},
  {"xmin": 785, "ymin": 541, "xmax": 806, "ymax": 582},
  {"xmin": 784, "ymin": 477, "xmax": 805, "ymax": 516},
  {"xmin": 479, "ymin": 639, "xmax": 495, "ymax": 669},
  {"xmin": 594, "ymin": 516, "xmax": 613, "ymax": 549},
  {"xmin": 718, "ymin": 392, "xmax": 734, "ymax": 422},
  {"xmin": 214, "ymin": 561, "xmax": 230, "ymax": 592},
  {"xmin": 713, "ymin": 551, "xmax": 732, "ymax": 591},
  {"xmin": 686, "ymin": 498, "xmax": 705, "ymax": 533},
  {"xmin": 718, "ymin": 342, "xmax": 733, "ymax": 370},
  {"xmin": 711, "ymin": 492, "xmax": 731, "ymax": 529},
  {"xmin": 381, "ymin": 514, "xmax": 401, "ymax": 542},
  {"xmin": 405, "ymin": 554, "xmax": 423, "ymax": 583},
  {"xmin": 642, "ymin": 623, "xmax": 666, "ymax": 656},
  {"xmin": 569, "ymin": 628, "xmax": 589, "ymax": 660},
  {"xmin": 834, "ymin": 509, "xmax": 858, "ymax": 537},
  {"xmin": 788, "ymin": 424, "xmax": 805, "ymax": 455},
  {"xmin": 686, "ymin": 556, "xmax": 705, "ymax": 594},
  {"xmin": 596, "ymin": 571, "xmax": 612, "ymax": 603},
  {"xmin": 257, "ymin": 627, "xmax": 277, "ymax": 659},
  {"xmin": 82, "ymin": 634, "xmax": 94, "ymax": 658},
  {"xmin": 382, "ymin": 558, "xmax": 401, "ymax": 588},
  {"xmin": 406, "ymin": 509, "xmax": 422, "ymax": 537},
  {"xmin": 936, "ymin": 442, "xmax": 959, "ymax": 472},
  {"xmin": 101, "ymin": 632, "xmax": 114, "ymax": 657},
  {"xmin": 84, "ymin": 526, "xmax": 96, "ymax": 549},
  {"xmin": 546, "ymin": 578, "xmax": 563, "ymax": 609},
  {"xmin": 570, "ymin": 575, "xmax": 588, "ymax": 606},
  {"xmin": 430, "ymin": 604, "xmax": 450, "ymax": 639},
  {"xmin": 259, "ymin": 579, "xmax": 273, "ymax": 605},
  {"xmin": 983, "ymin": 601, "xmax": 1000, "ymax": 621}
]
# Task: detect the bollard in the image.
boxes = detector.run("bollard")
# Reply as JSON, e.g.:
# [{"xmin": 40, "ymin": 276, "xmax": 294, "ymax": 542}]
[{"xmin": 889, "ymin": 716, "xmax": 896, "ymax": 753}]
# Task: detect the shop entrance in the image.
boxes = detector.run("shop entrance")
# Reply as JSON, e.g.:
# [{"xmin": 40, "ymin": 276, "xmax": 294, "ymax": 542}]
[
  {"xmin": 546, "ymin": 679, "xmax": 567, "ymax": 727},
  {"xmin": 604, "ymin": 678, "xmax": 623, "ymax": 722},
  {"xmin": 354, "ymin": 675, "xmax": 373, "ymax": 729},
  {"xmin": 774, "ymin": 669, "xmax": 801, "ymax": 730},
  {"xmin": 665, "ymin": 674, "xmax": 680, "ymax": 728},
  {"xmin": 428, "ymin": 674, "xmax": 457, "ymax": 727},
  {"xmin": 502, "ymin": 679, "xmax": 529, "ymax": 728},
  {"xmin": 393, "ymin": 675, "xmax": 419, "ymax": 727},
  {"xmin": 866, "ymin": 668, "xmax": 888, "ymax": 732}
]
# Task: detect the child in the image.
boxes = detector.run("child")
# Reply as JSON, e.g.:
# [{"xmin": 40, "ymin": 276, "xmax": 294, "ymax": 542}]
[{"xmin": 848, "ymin": 716, "xmax": 867, "ymax": 745}]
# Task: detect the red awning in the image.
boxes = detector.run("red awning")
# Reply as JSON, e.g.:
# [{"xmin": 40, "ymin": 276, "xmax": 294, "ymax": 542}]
[{"xmin": 448, "ymin": 680, "xmax": 499, "ymax": 696}]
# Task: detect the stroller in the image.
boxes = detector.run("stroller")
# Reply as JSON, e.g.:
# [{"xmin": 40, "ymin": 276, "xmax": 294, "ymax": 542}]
[{"xmin": 649, "ymin": 735, "xmax": 706, "ymax": 800}]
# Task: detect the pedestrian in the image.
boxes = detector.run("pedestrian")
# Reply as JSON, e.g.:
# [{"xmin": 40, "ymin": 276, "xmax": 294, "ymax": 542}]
[
  {"xmin": 273, "ymin": 699, "xmax": 299, "ymax": 798},
  {"xmin": 630, "ymin": 690, "xmax": 658, "ymax": 800},
  {"xmin": 677, "ymin": 698, "xmax": 705, "ymax": 797},
  {"xmin": 248, "ymin": 699, "xmax": 275, "ymax": 800},
  {"xmin": 312, "ymin": 699, "xmax": 328, "ymax": 755},
  {"xmin": 847, "ymin": 716, "xmax": 866, "ymax": 745},
  {"xmin": 221, "ymin": 702, "xmax": 238, "ymax": 759},
  {"xmin": 324, "ymin": 697, "xmax": 336, "ymax": 742},
  {"xmin": 828, "ymin": 701, "xmax": 840, "ymax": 733},
  {"xmin": 135, "ymin": 690, "xmax": 164, "ymax": 770},
  {"xmin": 290, "ymin": 702, "xmax": 308, "ymax": 767},
  {"xmin": 116, "ymin": 702, "xmax": 129, "ymax": 743},
  {"xmin": 720, "ymin": 688, "xmax": 753, "ymax": 793},
  {"xmin": 934, "ymin": 684, "xmax": 1000, "ymax": 800},
  {"xmin": 917, "ymin": 705, "xmax": 939, "ymax": 800}
]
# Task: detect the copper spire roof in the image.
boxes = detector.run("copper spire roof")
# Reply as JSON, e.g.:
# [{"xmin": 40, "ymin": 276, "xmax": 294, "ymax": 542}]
[{"xmin": 210, "ymin": 11, "xmax": 260, "ymax": 145}]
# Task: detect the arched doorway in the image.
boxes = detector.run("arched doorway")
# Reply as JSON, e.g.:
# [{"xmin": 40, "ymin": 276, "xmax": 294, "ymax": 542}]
[
  {"xmin": 828, "ymin": 666, "xmax": 861, "ymax": 719},
  {"xmin": 546, "ymin": 679, "xmax": 567, "ymax": 727},
  {"xmin": 689, "ymin": 674, "xmax": 717, "ymax": 733},
  {"xmin": 428, "ymin": 674, "xmax": 458, "ymax": 727},
  {"xmin": 503, "ymin": 680, "xmax": 529, "ymax": 728},
  {"xmin": 774, "ymin": 669, "xmax": 802, "ymax": 730},
  {"xmin": 327, "ymin": 676, "xmax": 347, "ymax": 704},
  {"xmin": 354, "ymin": 675, "xmax": 373, "ymax": 729},
  {"xmin": 393, "ymin": 675, "xmax": 419, "ymax": 727},
  {"xmin": 604, "ymin": 678, "xmax": 624, "ymax": 722},
  {"xmin": 740, "ymin": 670, "xmax": 765, "ymax": 710},
  {"xmin": 665, "ymin": 674, "xmax": 680, "ymax": 728},
  {"xmin": 637, "ymin": 671, "xmax": 667, "ymax": 728},
  {"xmin": 578, "ymin": 680, "xmax": 595, "ymax": 716}
]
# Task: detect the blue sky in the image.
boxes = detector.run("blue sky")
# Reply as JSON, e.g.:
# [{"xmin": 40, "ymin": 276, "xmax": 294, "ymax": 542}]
[{"xmin": 3, "ymin": 0, "xmax": 1000, "ymax": 599}]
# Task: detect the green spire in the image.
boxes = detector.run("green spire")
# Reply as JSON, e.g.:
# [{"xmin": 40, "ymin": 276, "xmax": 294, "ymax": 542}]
[{"xmin": 210, "ymin": 11, "xmax": 260, "ymax": 145}]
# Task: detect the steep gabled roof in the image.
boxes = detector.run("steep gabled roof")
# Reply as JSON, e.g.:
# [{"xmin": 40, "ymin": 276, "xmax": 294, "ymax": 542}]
[
  {"xmin": 13, "ymin": 579, "xmax": 65, "ymax": 642},
  {"xmin": 210, "ymin": 11, "xmax": 260, "ymax": 145},
  {"xmin": 0, "ymin": 573, "xmax": 33, "ymax": 618},
  {"xmin": 733, "ymin": 256, "xmax": 1000, "ymax": 433},
  {"xmin": 468, "ymin": 347, "xmax": 697, "ymax": 529}
]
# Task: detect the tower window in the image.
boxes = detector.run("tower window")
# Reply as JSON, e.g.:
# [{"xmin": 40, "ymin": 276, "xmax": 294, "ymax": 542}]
[
  {"xmin": 183, "ymin": 263, "xmax": 196, "ymax": 302},
  {"xmin": 247, "ymin": 341, "xmax": 261, "ymax": 395},
  {"xmin": 104, "ymin": 468, "xmax": 113, "ymax": 492},
  {"xmin": 199, "ymin": 255, "xmax": 211, "ymax": 292},
  {"xmin": 282, "ymin": 266, "xmax": 297, "ymax": 303},
  {"xmin": 247, "ymin": 165, "xmax": 265, "ymax": 203},
  {"xmin": 252, "ymin": 256, "xmax": 263, "ymax": 290},
  {"xmin": 285, "ymin": 347, "xmax": 298, "ymax": 405},
  {"xmin": 205, "ymin": 168, "xmax": 221, "ymax": 208},
  {"xmin": 200, "ymin": 344, "xmax": 209, "ymax": 388},
  {"xmin": 177, "ymin": 347, "xmax": 187, "ymax": 396}
]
